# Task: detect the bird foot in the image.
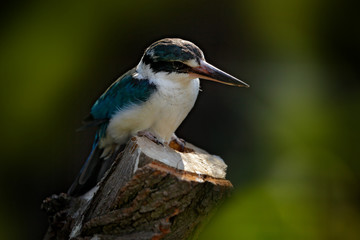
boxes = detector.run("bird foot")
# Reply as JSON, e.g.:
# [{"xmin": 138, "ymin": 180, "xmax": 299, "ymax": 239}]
[
  {"xmin": 169, "ymin": 135, "xmax": 186, "ymax": 152},
  {"xmin": 137, "ymin": 131, "xmax": 164, "ymax": 146}
]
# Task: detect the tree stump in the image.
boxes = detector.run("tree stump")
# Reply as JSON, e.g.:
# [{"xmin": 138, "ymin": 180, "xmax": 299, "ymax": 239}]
[{"xmin": 42, "ymin": 136, "xmax": 233, "ymax": 240}]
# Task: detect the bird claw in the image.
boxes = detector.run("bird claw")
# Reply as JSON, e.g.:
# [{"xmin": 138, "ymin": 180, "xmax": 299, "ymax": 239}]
[
  {"xmin": 169, "ymin": 135, "xmax": 186, "ymax": 152},
  {"xmin": 137, "ymin": 131, "xmax": 164, "ymax": 146}
]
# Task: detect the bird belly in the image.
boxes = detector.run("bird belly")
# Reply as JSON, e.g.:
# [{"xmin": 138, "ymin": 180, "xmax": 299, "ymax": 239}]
[{"xmin": 104, "ymin": 103, "xmax": 155, "ymax": 145}]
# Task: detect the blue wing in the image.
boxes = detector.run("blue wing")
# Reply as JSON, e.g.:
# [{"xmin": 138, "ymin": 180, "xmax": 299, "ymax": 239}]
[
  {"xmin": 91, "ymin": 68, "xmax": 156, "ymax": 122},
  {"xmin": 68, "ymin": 68, "xmax": 157, "ymax": 196},
  {"xmin": 78, "ymin": 68, "xmax": 157, "ymax": 142}
]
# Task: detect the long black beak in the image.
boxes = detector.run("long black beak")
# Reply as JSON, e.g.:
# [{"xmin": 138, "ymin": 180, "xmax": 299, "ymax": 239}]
[{"xmin": 190, "ymin": 60, "xmax": 249, "ymax": 87}]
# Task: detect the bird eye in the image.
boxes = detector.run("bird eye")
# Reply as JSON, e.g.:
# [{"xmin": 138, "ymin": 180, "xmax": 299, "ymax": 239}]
[{"xmin": 172, "ymin": 61, "xmax": 187, "ymax": 70}]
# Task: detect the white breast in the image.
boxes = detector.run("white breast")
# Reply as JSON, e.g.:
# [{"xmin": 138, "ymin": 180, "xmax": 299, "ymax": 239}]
[{"xmin": 148, "ymin": 76, "xmax": 200, "ymax": 142}]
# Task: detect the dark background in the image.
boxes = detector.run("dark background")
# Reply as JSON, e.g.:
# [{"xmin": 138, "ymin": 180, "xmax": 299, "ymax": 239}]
[{"xmin": 0, "ymin": 0, "xmax": 359, "ymax": 239}]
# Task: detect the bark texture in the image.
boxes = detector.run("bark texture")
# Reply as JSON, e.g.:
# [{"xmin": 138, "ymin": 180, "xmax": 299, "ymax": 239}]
[{"xmin": 42, "ymin": 136, "xmax": 233, "ymax": 240}]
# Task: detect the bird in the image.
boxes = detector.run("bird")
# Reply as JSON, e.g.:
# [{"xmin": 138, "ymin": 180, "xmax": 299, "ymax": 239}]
[{"xmin": 68, "ymin": 38, "xmax": 249, "ymax": 196}]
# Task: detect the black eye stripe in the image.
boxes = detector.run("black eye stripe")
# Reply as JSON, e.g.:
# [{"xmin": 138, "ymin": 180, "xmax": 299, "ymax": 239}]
[
  {"xmin": 154, "ymin": 61, "xmax": 190, "ymax": 73},
  {"xmin": 142, "ymin": 56, "xmax": 191, "ymax": 73}
]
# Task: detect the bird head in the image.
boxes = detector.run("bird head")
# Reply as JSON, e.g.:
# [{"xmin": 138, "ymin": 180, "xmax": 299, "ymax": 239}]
[{"xmin": 136, "ymin": 38, "xmax": 249, "ymax": 87}]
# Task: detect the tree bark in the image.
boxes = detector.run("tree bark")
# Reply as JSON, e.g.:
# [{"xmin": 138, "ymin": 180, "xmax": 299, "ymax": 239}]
[{"xmin": 42, "ymin": 136, "xmax": 233, "ymax": 240}]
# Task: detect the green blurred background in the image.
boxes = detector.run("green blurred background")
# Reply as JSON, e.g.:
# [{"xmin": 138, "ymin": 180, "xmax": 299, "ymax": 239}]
[{"xmin": 1, "ymin": 0, "xmax": 359, "ymax": 239}]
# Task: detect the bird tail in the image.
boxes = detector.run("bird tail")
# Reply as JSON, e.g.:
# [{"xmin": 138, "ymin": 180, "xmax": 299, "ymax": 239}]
[{"xmin": 67, "ymin": 142, "xmax": 103, "ymax": 196}]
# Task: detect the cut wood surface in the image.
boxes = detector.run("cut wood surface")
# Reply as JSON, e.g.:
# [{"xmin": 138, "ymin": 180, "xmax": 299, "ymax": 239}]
[{"xmin": 42, "ymin": 136, "xmax": 233, "ymax": 240}]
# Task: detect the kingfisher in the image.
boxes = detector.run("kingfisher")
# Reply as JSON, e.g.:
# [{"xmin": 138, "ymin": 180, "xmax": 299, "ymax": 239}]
[{"xmin": 68, "ymin": 38, "xmax": 249, "ymax": 196}]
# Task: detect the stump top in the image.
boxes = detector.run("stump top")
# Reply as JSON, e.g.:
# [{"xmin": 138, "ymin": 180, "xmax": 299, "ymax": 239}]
[{"xmin": 135, "ymin": 136, "xmax": 228, "ymax": 179}]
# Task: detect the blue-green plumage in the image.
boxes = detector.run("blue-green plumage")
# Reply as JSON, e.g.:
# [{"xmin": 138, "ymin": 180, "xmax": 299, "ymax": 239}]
[{"xmin": 91, "ymin": 68, "xmax": 156, "ymax": 122}]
